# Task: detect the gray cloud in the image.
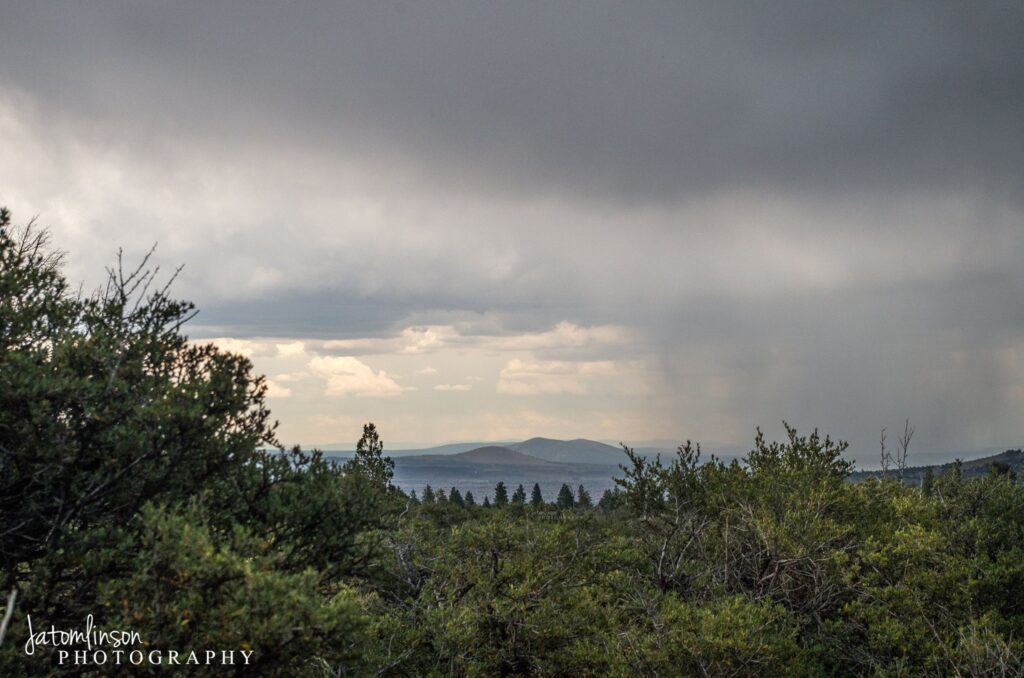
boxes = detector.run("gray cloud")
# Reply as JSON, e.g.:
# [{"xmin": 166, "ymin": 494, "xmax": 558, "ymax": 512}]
[
  {"xmin": 3, "ymin": 2, "xmax": 1023, "ymax": 202},
  {"xmin": 2, "ymin": 2, "xmax": 1023, "ymax": 456}
]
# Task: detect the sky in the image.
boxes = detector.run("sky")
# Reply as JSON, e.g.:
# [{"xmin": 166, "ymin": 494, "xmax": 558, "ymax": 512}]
[{"xmin": 1, "ymin": 2, "xmax": 1023, "ymax": 463}]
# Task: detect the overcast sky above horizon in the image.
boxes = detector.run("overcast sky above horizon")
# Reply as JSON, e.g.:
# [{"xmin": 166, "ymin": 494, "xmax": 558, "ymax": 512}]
[{"xmin": 2, "ymin": 2, "xmax": 1023, "ymax": 461}]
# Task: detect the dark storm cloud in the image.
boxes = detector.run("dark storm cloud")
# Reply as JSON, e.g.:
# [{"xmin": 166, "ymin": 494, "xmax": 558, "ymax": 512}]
[
  {"xmin": 3, "ymin": 1, "xmax": 1023, "ymax": 203},
  {"xmin": 2, "ymin": 2, "xmax": 1023, "ymax": 455}
]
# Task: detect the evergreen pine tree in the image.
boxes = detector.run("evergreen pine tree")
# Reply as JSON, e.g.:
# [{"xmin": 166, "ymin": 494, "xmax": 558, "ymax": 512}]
[
  {"xmin": 409, "ymin": 489, "xmax": 420, "ymax": 505},
  {"xmin": 352, "ymin": 422, "xmax": 394, "ymax": 489},
  {"xmin": 512, "ymin": 484, "xmax": 527, "ymax": 505},
  {"xmin": 482, "ymin": 495, "xmax": 491, "ymax": 508},
  {"xmin": 531, "ymin": 483, "xmax": 544, "ymax": 507},
  {"xmin": 494, "ymin": 481, "xmax": 509, "ymax": 507},
  {"xmin": 576, "ymin": 484, "xmax": 592, "ymax": 509},
  {"xmin": 556, "ymin": 483, "xmax": 575, "ymax": 509},
  {"xmin": 436, "ymin": 488, "xmax": 448, "ymax": 503},
  {"xmin": 449, "ymin": 487, "xmax": 464, "ymax": 506},
  {"xmin": 598, "ymin": 487, "xmax": 622, "ymax": 510},
  {"xmin": 422, "ymin": 485, "xmax": 435, "ymax": 504},
  {"xmin": 464, "ymin": 490, "xmax": 476, "ymax": 506}
]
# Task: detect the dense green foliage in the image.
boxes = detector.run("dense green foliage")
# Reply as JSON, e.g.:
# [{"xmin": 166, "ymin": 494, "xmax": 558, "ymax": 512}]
[
  {"xmin": 0, "ymin": 212, "xmax": 391, "ymax": 675},
  {"xmin": 357, "ymin": 437, "xmax": 1024, "ymax": 676},
  {"xmin": 2, "ymin": 210, "xmax": 1023, "ymax": 675}
]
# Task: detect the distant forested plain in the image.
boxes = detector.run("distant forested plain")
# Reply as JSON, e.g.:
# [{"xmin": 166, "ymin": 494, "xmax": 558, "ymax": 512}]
[{"xmin": 3, "ymin": 209, "xmax": 1024, "ymax": 675}]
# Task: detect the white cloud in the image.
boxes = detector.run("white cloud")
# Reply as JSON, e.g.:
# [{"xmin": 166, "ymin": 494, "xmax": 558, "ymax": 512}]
[
  {"xmin": 497, "ymin": 359, "xmax": 616, "ymax": 395},
  {"xmin": 435, "ymin": 383, "xmax": 472, "ymax": 391},
  {"xmin": 308, "ymin": 356, "xmax": 405, "ymax": 397},
  {"xmin": 264, "ymin": 379, "xmax": 293, "ymax": 398},
  {"xmin": 203, "ymin": 337, "xmax": 278, "ymax": 358},
  {"xmin": 488, "ymin": 321, "xmax": 631, "ymax": 352},
  {"xmin": 415, "ymin": 366, "xmax": 439, "ymax": 376},
  {"xmin": 399, "ymin": 326, "xmax": 459, "ymax": 354},
  {"xmin": 321, "ymin": 337, "xmax": 398, "ymax": 355},
  {"xmin": 318, "ymin": 321, "xmax": 630, "ymax": 357},
  {"xmin": 276, "ymin": 340, "xmax": 307, "ymax": 357}
]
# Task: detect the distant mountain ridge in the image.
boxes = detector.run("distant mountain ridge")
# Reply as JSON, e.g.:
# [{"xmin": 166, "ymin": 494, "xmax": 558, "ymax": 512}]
[
  {"xmin": 399, "ymin": 445, "xmax": 568, "ymax": 468},
  {"xmin": 323, "ymin": 437, "xmax": 742, "ymax": 466},
  {"xmin": 849, "ymin": 449, "xmax": 1023, "ymax": 485},
  {"xmin": 325, "ymin": 437, "xmax": 632, "ymax": 466},
  {"xmin": 507, "ymin": 438, "xmax": 625, "ymax": 465},
  {"xmin": 388, "ymin": 443, "xmax": 619, "ymax": 501},
  {"xmin": 320, "ymin": 441, "xmax": 516, "ymax": 458}
]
